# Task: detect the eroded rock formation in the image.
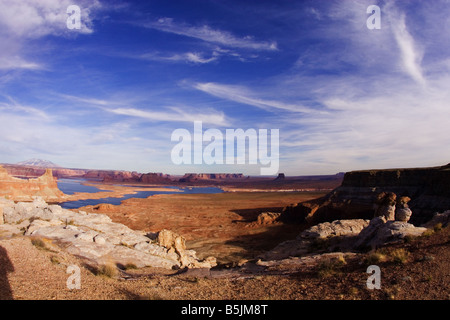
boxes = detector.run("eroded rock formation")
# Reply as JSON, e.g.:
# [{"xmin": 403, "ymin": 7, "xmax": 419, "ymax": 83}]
[
  {"xmin": 280, "ymin": 163, "xmax": 450, "ymax": 226},
  {"xmin": 0, "ymin": 197, "xmax": 216, "ymax": 270},
  {"xmin": 0, "ymin": 166, "xmax": 64, "ymax": 202},
  {"xmin": 262, "ymin": 215, "xmax": 430, "ymax": 261},
  {"xmin": 83, "ymin": 170, "xmax": 142, "ymax": 182},
  {"xmin": 139, "ymin": 173, "xmax": 172, "ymax": 184}
]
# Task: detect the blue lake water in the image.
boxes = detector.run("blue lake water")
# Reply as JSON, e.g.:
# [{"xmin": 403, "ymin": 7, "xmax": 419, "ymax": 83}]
[
  {"xmin": 57, "ymin": 179, "xmax": 108, "ymax": 195},
  {"xmin": 58, "ymin": 179, "xmax": 223, "ymax": 209}
]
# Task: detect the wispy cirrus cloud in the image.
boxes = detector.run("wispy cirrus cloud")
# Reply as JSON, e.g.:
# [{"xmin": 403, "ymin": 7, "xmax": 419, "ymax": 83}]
[
  {"xmin": 0, "ymin": 99, "xmax": 50, "ymax": 120},
  {"xmin": 0, "ymin": 55, "xmax": 43, "ymax": 70},
  {"xmin": 60, "ymin": 93, "xmax": 230, "ymax": 126},
  {"xmin": 106, "ymin": 106, "xmax": 229, "ymax": 126},
  {"xmin": 139, "ymin": 51, "xmax": 219, "ymax": 64},
  {"xmin": 387, "ymin": 9, "xmax": 426, "ymax": 85},
  {"xmin": 192, "ymin": 82, "xmax": 315, "ymax": 114},
  {"xmin": 141, "ymin": 17, "xmax": 277, "ymax": 51}
]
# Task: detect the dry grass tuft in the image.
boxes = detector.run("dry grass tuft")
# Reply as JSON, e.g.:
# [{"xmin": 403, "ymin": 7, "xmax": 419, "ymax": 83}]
[{"xmin": 96, "ymin": 262, "xmax": 119, "ymax": 278}]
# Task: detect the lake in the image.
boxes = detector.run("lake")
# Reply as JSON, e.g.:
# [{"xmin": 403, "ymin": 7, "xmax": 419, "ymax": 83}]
[
  {"xmin": 57, "ymin": 179, "xmax": 109, "ymax": 195},
  {"xmin": 58, "ymin": 179, "xmax": 223, "ymax": 209}
]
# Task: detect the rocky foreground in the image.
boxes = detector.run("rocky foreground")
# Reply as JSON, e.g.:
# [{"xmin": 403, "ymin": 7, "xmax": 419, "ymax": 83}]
[
  {"xmin": 0, "ymin": 200, "xmax": 448, "ymax": 300},
  {"xmin": 0, "ymin": 197, "xmax": 216, "ymax": 271},
  {"xmin": 1, "ymin": 195, "xmax": 447, "ymax": 275}
]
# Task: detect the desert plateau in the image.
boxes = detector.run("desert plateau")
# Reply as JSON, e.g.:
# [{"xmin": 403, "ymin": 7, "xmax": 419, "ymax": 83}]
[{"xmin": 0, "ymin": 161, "xmax": 449, "ymax": 303}]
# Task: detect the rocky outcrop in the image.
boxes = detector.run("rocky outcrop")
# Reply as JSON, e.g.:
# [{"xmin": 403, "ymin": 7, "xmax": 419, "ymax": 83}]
[
  {"xmin": 354, "ymin": 217, "xmax": 427, "ymax": 250},
  {"xmin": 256, "ymin": 212, "xmax": 281, "ymax": 225},
  {"xmin": 139, "ymin": 173, "xmax": 172, "ymax": 184},
  {"xmin": 280, "ymin": 163, "xmax": 450, "ymax": 226},
  {"xmin": 395, "ymin": 196, "xmax": 413, "ymax": 222},
  {"xmin": 0, "ymin": 166, "xmax": 64, "ymax": 202},
  {"xmin": 262, "ymin": 219, "xmax": 370, "ymax": 260},
  {"xmin": 421, "ymin": 210, "xmax": 450, "ymax": 228},
  {"xmin": 0, "ymin": 197, "xmax": 216, "ymax": 270},
  {"xmin": 156, "ymin": 229, "xmax": 216, "ymax": 268},
  {"xmin": 83, "ymin": 170, "xmax": 142, "ymax": 182},
  {"xmin": 262, "ymin": 215, "xmax": 430, "ymax": 261}
]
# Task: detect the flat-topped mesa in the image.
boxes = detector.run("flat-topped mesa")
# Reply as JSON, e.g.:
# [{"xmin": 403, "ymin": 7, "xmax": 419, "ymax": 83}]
[
  {"xmin": 139, "ymin": 172, "xmax": 173, "ymax": 184},
  {"xmin": 0, "ymin": 165, "xmax": 64, "ymax": 202},
  {"xmin": 281, "ymin": 163, "xmax": 450, "ymax": 226},
  {"xmin": 83, "ymin": 170, "xmax": 142, "ymax": 182}
]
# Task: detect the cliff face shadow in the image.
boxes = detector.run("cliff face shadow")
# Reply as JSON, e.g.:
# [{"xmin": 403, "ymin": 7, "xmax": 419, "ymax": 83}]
[
  {"xmin": 230, "ymin": 206, "xmax": 285, "ymax": 222},
  {"xmin": 0, "ymin": 245, "xmax": 14, "ymax": 300},
  {"xmin": 223, "ymin": 223, "xmax": 306, "ymax": 262},
  {"xmin": 224, "ymin": 207, "xmax": 307, "ymax": 262}
]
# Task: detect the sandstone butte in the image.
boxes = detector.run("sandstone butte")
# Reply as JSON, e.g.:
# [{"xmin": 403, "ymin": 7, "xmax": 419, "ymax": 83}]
[{"xmin": 0, "ymin": 165, "xmax": 63, "ymax": 202}]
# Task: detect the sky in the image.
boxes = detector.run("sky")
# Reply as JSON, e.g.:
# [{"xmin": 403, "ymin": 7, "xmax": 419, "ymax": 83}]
[{"xmin": 0, "ymin": 0, "xmax": 449, "ymax": 176}]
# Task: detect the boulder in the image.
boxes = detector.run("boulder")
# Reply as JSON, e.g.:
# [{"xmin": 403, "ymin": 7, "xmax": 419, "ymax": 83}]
[
  {"xmin": 25, "ymin": 219, "xmax": 62, "ymax": 235},
  {"xmin": 395, "ymin": 196, "xmax": 412, "ymax": 222},
  {"xmin": 108, "ymin": 246, "xmax": 179, "ymax": 269},
  {"xmin": 157, "ymin": 229, "xmax": 186, "ymax": 253},
  {"xmin": 256, "ymin": 212, "xmax": 281, "ymax": 225},
  {"xmin": 262, "ymin": 219, "xmax": 370, "ymax": 260},
  {"xmin": 422, "ymin": 210, "xmax": 450, "ymax": 228},
  {"xmin": 156, "ymin": 229, "xmax": 217, "ymax": 268},
  {"xmin": 375, "ymin": 205, "xmax": 396, "ymax": 221},
  {"xmin": 355, "ymin": 217, "xmax": 427, "ymax": 250},
  {"xmin": 354, "ymin": 216, "xmax": 387, "ymax": 249},
  {"xmin": 396, "ymin": 208, "xmax": 412, "ymax": 222},
  {"xmin": 28, "ymin": 224, "xmax": 82, "ymax": 239},
  {"xmin": 300, "ymin": 219, "xmax": 370, "ymax": 239}
]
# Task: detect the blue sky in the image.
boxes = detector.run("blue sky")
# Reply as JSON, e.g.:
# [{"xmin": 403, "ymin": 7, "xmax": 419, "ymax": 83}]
[{"xmin": 0, "ymin": 0, "xmax": 449, "ymax": 175}]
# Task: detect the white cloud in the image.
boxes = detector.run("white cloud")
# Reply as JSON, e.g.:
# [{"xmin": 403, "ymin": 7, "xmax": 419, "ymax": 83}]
[
  {"xmin": 185, "ymin": 52, "xmax": 218, "ymax": 64},
  {"xmin": 139, "ymin": 51, "xmax": 218, "ymax": 64},
  {"xmin": 275, "ymin": 73, "xmax": 450, "ymax": 174},
  {"xmin": 143, "ymin": 17, "xmax": 277, "ymax": 51},
  {"xmin": 106, "ymin": 106, "xmax": 229, "ymax": 126},
  {"xmin": 0, "ymin": 0, "xmax": 100, "ymax": 38},
  {"xmin": 193, "ymin": 82, "xmax": 315, "ymax": 113},
  {"xmin": 59, "ymin": 93, "xmax": 230, "ymax": 126},
  {"xmin": 0, "ymin": 55, "xmax": 42, "ymax": 70},
  {"xmin": 388, "ymin": 11, "xmax": 426, "ymax": 85},
  {"xmin": 0, "ymin": 0, "xmax": 101, "ymax": 72},
  {"xmin": 0, "ymin": 99, "xmax": 50, "ymax": 120}
]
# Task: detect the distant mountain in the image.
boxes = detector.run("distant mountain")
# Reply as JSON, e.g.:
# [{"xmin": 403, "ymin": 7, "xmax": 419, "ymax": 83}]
[{"xmin": 16, "ymin": 158, "xmax": 61, "ymax": 168}]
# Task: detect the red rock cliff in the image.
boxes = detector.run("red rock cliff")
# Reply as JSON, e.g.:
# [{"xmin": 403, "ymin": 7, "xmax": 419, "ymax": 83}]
[
  {"xmin": 281, "ymin": 163, "xmax": 450, "ymax": 226},
  {"xmin": 0, "ymin": 166, "xmax": 64, "ymax": 201}
]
